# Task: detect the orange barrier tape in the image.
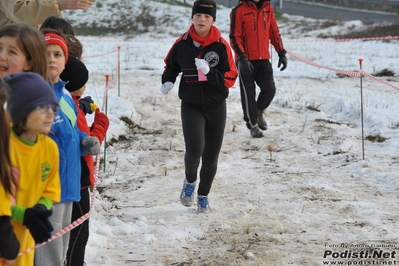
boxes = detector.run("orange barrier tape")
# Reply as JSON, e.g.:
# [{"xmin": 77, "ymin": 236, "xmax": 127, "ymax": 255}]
[
  {"xmin": 286, "ymin": 49, "xmax": 399, "ymax": 91},
  {"xmin": 78, "ymin": 35, "xmax": 399, "ymax": 44},
  {"xmin": 286, "ymin": 49, "xmax": 361, "ymax": 77},
  {"xmin": 286, "ymin": 35, "xmax": 399, "ymax": 43}
]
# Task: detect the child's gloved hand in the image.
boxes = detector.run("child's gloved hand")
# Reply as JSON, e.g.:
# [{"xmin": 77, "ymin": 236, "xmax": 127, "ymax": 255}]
[
  {"xmin": 195, "ymin": 58, "xmax": 210, "ymax": 75},
  {"xmin": 160, "ymin": 82, "xmax": 174, "ymax": 94},
  {"xmin": 23, "ymin": 205, "xmax": 53, "ymax": 243},
  {"xmin": 82, "ymin": 136, "xmax": 101, "ymax": 155},
  {"xmin": 93, "ymin": 109, "xmax": 110, "ymax": 131},
  {"xmin": 79, "ymin": 96, "xmax": 95, "ymax": 115}
]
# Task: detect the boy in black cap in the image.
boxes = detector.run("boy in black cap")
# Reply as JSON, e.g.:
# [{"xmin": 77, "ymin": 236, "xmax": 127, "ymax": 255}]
[{"xmin": 61, "ymin": 56, "xmax": 109, "ymax": 266}]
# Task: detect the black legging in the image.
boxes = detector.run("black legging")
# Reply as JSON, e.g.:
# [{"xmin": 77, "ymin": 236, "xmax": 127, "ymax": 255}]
[
  {"xmin": 239, "ymin": 60, "xmax": 276, "ymax": 129},
  {"xmin": 181, "ymin": 101, "xmax": 226, "ymax": 196},
  {"xmin": 66, "ymin": 187, "xmax": 90, "ymax": 266}
]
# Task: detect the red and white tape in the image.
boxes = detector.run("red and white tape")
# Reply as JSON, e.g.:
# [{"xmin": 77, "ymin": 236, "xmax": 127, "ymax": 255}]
[{"xmin": 286, "ymin": 49, "xmax": 399, "ymax": 91}]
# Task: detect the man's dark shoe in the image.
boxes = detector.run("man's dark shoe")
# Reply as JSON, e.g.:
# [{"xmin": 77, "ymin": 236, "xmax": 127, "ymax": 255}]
[
  {"xmin": 257, "ymin": 110, "xmax": 267, "ymax": 131},
  {"xmin": 250, "ymin": 125, "xmax": 263, "ymax": 138}
]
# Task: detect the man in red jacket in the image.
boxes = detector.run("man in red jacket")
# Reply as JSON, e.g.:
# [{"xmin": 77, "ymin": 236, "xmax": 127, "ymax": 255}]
[{"xmin": 229, "ymin": 0, "xmax": 287, "ymax": 138}]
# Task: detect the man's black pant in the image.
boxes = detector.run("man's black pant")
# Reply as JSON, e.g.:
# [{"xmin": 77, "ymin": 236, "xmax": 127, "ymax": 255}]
[
  {"xmin": 66, "ymin": 187, "xmax": 90, "ymax": 266},
  {"xmin": 239, "ymin": 60, "xmax": 276, "ymax": 129}
]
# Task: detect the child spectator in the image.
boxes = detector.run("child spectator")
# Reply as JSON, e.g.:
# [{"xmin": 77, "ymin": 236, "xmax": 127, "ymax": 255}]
[
  {"xmin": 62, "ymin": 56, "xmax": 109, "ymax": 266},
  {"xmin": 0, "ymin": 80, "xmax": 20, "ymax": 266},
  {"xmin": 4, "ymin": 72, "xmax": 62, "ymax": 266},
  {"xmin": 34, "ymin": 29, "xmax": 101, "ymax": 266},
  {"xmin": 40, "ymin": 15, "xmax": 96, "ymax": 115},
  {"xmin": 0, "ymin": 23, "xmax": 48, "ymax": 80},
  {"xmin": 41, "ymin": 20, "xmax": 106, "ymax": 265}
]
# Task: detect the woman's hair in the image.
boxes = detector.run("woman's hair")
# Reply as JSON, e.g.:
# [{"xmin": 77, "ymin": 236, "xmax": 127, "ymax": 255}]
[
  {"xmin": 0, "ymin": 23, "xmax": 48, "ymax": 80},
  {"xmin": 0, "ymin": 80, "xmax": 15, "ymax": 195},
  {"xmin": 40, "ymin": 16, "xmax": 75, "ymax": 36},
  {"xmin": 65, "ymin": 34, "xmax": 83, "ymax": 60}
]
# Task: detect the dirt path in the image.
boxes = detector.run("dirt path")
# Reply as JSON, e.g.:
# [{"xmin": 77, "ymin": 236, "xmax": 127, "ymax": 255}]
[{"xmin": 87, "ymin": 73, "xmax": 399, "ymax": 265}]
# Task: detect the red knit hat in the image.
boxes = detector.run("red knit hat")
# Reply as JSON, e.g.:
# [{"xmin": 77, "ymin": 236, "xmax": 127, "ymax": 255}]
[{"xmin": 43, "ymin": 32, "xmax": 69, "ymax": 64}]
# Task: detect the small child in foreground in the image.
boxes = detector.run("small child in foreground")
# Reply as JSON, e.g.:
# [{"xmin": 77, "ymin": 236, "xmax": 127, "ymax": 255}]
[{"xmin": 4, "ymin": 72, "xmax": 62, "ymax": 266}]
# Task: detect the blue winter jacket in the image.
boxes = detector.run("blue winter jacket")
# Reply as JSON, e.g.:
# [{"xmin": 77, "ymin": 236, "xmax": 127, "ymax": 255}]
[{"xmin": 49, "ymin": 80, "xmax": 87, "ymax": 202}]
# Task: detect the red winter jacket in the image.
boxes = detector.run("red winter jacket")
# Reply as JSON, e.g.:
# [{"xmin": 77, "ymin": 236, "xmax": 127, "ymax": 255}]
[
  {"xmin": 73, "ymin": 95, "xmax": 109, "ymax": 188},
  {"xmin": 229, "ymin": 0, "xmax": 285, "ymax": 61}
]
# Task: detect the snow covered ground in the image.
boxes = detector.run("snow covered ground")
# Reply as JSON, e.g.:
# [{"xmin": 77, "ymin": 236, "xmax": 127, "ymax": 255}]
[{"xmin": 58, "ymin": 1, "xmax": 399, "ymax": 265}]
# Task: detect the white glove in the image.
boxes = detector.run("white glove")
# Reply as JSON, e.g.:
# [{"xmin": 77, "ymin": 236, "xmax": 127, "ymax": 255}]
[
  {"xmin": 58, "ymin": 0, "xmax": 93, "ymax": 10},
  {"xmin": 195, "ymin": 58, "xmax": 210, "ymax": 75},
  {"xmin": 160, "ymin": 82, "xmax": 174, "ymax": 94},
  {"xmin": 82, "ymin": 136, "xmax": 101, "ymax": 155}
]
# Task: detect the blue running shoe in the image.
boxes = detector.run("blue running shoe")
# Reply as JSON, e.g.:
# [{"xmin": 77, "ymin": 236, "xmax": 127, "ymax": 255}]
[
  {"xmin": 180, "ymin": 179, "xmax": 196, "ymax": 207},
  {"xmin": 197, "ymin": 195, "xmax": 210, "ymax": 214}
]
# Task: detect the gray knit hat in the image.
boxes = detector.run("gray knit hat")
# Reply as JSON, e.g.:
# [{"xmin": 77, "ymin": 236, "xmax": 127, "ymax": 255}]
[{"xmin": 4, "ymin": 72, "xmax": 58, "ymax": 126}]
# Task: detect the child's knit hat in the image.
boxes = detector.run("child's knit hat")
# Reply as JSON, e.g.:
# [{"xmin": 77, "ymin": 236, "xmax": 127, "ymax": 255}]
[
  {"xmin": 43, "ymin": 32, "xmax": 69, "ymax": 64},
  {"xmin": 192, "ymin": 4, "xmax": 217, "ymax": 21},
  {"xmin": 4, "ymin": 72, "xmax": 58, "ymax": 126},
  {"xmin": 60, "ymin": 55, "xmax": 89, "ymax": 92}
]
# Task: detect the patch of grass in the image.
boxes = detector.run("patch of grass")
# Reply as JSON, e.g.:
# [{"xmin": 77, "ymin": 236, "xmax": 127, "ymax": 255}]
[
  {"xmin": 366, "ymin": 134, "xmax": 388, "ymax": 142},
  {"xmin": 151, "ymin": 0, "xmax": 191, "ymax": 7},
  {"xmin": 373, "ymin": 68, "xmax": 395, "ymax": 77},
  {"xmin": 315, "ymin": 118, "xmax": 342, "ymax": 125},
  {"xmin": 300, "ymin": 0, "xmax": 399, "ymax": 13},
  {"xmin": 274, "ymin": 11, "xmax": 284, "ymax": 20},
  {"xmin": 74, "ymin": 26, "xmax": 111, "ymax": 36},
  {"xmin": 334, "ymin": 24, "xmax": 399, "ymax": 39},
  {"xmin": 307, "ymin": 105, "xmax": 321, "ymax": 112},
  {"xmin": 319, "ymin": 20, "xmax": 342, "ymax": 29},
  {"xmin": 73, "ymin": 2, "xmax": 158, "ymax": 36}
]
